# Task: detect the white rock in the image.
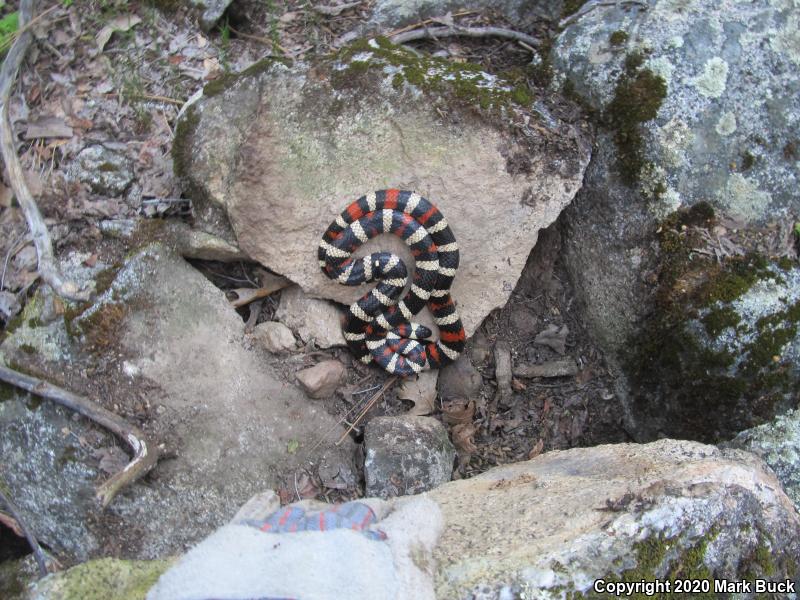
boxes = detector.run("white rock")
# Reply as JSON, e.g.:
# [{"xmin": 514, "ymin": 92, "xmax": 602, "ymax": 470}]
[
  {"xmin": 253, "ymin": 321, "xmax": 297, "ymax": 353},
  {"xmin": 275, "ymin": 285, "xmax": 346, "ymax": 349}
]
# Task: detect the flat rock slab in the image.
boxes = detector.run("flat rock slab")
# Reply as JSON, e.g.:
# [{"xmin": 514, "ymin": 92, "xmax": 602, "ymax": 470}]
[
  {"xmin": 175, "ymin": 40, "xmax": 591, "ymax": 337},
  {"xmin": 2, "ymin": 243, "xmax": 355, "ymax": 561},
  {"xmin": 428, "ymin": 439, "xmax": 800, "ymax": 598}
]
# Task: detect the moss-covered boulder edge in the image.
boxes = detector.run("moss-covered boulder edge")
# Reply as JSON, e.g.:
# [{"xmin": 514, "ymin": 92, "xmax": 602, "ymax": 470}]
[
  {"xmin": 625, "ymin": 204, "xmax": 800, "ymax": 442},
  {"xmin": 557, "ymin": 526, "xmax": 796, "ymax": 599},
  {"xmin": 173, "ymin": 36, "xmax": 558, "ymax": 188},
  {"xmin": 331, "ymin": 36, "xmax": 537, "ymax": 112}
]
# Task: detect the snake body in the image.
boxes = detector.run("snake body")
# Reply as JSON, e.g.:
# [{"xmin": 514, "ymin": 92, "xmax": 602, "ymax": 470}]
[{"xmin": 319, "ymin": 189, "xmax": 466, "ymax": 376}]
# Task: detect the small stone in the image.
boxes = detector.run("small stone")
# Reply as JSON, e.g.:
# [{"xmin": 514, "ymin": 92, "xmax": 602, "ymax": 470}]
[
  {"xmin": 253, "ymin": 321, "xmax": 297, "ymax": 353},
  {"xmin": 189, "ymin": 0, "xmax": 234, "ymax": 32},
  {"xmin": 275, "ymin": 285, "xmax": 346, "ymax": 349},
  {"xmin": 364, "ymin": 416, "xmax": 455, "ymax": 498},
  {"xmin": 296, "ymin": 360, "xmax": 346, "ymax": 399},
  {"xmin": 438, "ymin": 355, "xmax": 482, "ymax": 401},
  {"xmin": 68, "ymin": 145, "xmax": 134, "ymax": 196}
]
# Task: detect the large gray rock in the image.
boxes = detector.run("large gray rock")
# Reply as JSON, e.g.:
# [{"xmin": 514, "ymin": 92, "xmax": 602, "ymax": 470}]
[
  {"xmin": 0, "ymin": 243, "xmax": 355, "ymax": 561},
  {"xmin": 0, "ymin": 387, "xmax": 103, "ymax": 561},
  {"xmin": 726, "ymin": 408, "xmax": 800, "ymax": 511},
  {"xmin": 550, "ymin": 0, "xmax": 800, "ymax": 438},
  {"xmin": 36, "ymin": 439, "xmax": 799, "ymax": 599},
  {"xmin": 553, "ymin": 0, "xmax": 800, "ymax": 221},
  {"xmin": 428, "ymin": 439, "xmax": 800, "ymax": 598},
  {"xmin": 364, "ymin": 415, "xmax": 455, "ymax": 498},
  {"xmin": 174, "ymin": 40, "xmax": 591, "ymax": 337}
]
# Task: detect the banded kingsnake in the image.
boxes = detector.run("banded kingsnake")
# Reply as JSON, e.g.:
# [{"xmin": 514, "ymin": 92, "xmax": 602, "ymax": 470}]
[{"xmin": 318, "ymin": 189, "xmax": 466, "ymax": 376}]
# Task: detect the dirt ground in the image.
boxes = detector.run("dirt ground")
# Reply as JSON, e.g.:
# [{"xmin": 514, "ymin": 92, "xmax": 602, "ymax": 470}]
[{"xmin": 0, "ymin": 0, "xmax": 629, "ymax": 522}]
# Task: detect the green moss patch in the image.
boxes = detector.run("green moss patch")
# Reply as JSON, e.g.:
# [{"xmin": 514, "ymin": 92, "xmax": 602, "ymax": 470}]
[
  {"xmin": 625, "ymin": 207, "xmax": 799, "ymax": 442},
  {"xmin": 605, "ymin": 52, "xmax": 667, "ymax": 186},
  {"xmin": 31, "ymin": 558, "xmax": 172, "ymax": 600},
  {"xmin": 331, "ymin": 38, "xmax": 537, "ymax": 115},
  {"xmin": 609, "ymin": 31, "xmax": 629, "ymax": 46}
]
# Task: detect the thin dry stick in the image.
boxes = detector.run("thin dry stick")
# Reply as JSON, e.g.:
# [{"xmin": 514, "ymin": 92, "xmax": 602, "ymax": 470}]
[
  {"xmin": 0, "ymin": 486, "xmax": 49, "ymax": 576},
  {"xmin": 385, "ymin": 9, "xmax": 478, "ymax": 37},
  {"xmin": 0, "ymin": 365, "xmax": 160, "ymax": 508},
  {"xmin": 227, "ymin": 25, "xmax": 290, "ymax": 57},
  {"xmin": 390, "ymin": 24, "xmax": 540, "ymax": 48},
  {"xmin": 306, "ymin": 380, "xmax": 387, "ymax": 455},
  {"xmin": 336, "ymin": 376, "xmax": 398, "ymax": 445},
  {"xmin": 0, "ymin": 0, "xmax": 90, "ymax": 301}
]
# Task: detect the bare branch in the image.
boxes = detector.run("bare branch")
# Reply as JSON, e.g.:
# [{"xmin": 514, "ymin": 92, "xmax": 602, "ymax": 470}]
[
  {"xmin": 390, "ymin": 25, "xmax": 540, "ymax": 48},
  {"xmin": 0, "ymin": 365, "xmax": 160, "ymax": 508},
  {"xmin": 0, "ymin": 0, "xmax": 90, "ymax": 302}
]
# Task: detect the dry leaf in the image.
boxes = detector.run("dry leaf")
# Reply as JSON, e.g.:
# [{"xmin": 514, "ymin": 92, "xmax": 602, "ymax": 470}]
[
  {"xmin": 295, "ymin": 471, "xmax": 320, "ymax": 499},
  {"xmin": 452, "ymin": 422, "xmax": 477, "ymax": 456},
  {"xmin": 441, "ymin": 398, "xmax": 475, "ymax": 425},
  {"xmin": 96, "ymin": 15, "xmax": 142, "ymax": 51},
  {"xmin": 397, "ymin": 370, "xmax": 438, "ymax": 416}
]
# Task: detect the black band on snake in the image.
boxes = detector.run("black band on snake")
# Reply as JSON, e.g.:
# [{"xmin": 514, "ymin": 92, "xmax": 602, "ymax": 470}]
[{"xmin": 318, "ymin": 189, "xmax": 466, "ymax": 376}]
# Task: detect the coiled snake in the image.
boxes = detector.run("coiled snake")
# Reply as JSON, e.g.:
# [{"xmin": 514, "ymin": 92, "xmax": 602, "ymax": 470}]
[{"xmin": 318, "ymin": 189, "xmax": 466, "ymax": 376}]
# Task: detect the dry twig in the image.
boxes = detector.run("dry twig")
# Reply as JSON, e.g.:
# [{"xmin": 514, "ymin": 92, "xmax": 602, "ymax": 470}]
[
  {"xmin": 390, "ymin": 25, "xmax": 540, "ymax": 48},
  {"xmin": 337, "ymin": 376, "xmax": 397, "ymax": 444},
  {"xmin": 0, "ymin": 0, "xmax": 90, "ymax": 301},
  {"xmin": 0, "ymin": 365, "xmax": 160, "ymax": 508}
]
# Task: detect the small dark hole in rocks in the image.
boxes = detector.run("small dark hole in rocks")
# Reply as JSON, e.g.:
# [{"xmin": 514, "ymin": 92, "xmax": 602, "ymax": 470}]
[{"xmin": 0, "ymin": 522, "xmax": 32, "ymax": 562}]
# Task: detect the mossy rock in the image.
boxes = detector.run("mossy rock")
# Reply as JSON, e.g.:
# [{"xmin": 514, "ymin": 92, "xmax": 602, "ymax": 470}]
[
  {"xmin": 626, "ymin": 207, "xmax": 800, "ymax": 442},
  {"xmin": 28, "ymin": 558, "xmax": 172, "ymax": 600}
]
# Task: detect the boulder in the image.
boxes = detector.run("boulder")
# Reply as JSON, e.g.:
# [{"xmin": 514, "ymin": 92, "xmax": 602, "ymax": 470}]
[
  {"xmin": 367, "ymin": 0, "xmax": 564, "ymax": 31},
  {"xmin": 550, "ymin": 0, "xmax": 800, "ymax": 439},
  {"xmin": 552, "ymin": 0, "xmax": 800, "ymax": 221},
  {"xmin": 0, "ymin": 243, "xmax": 355, "ymax": 561},
  {"xmin": 188, "ymin": 0, "xmax": 233, "ymax": 32},
  {"xmin": 364, "ymin": 415, "xmax": 455, "ymax": 497},
  {"xmin": 174, "ymin": 39, "xmax": 591, "ymax": 338},
  {"xmin": 428, "ymin": 439, "xmax": 800, "ymax": 598},
  {"xmin": 726, "ymin": 408, "xmax": 800, "ymax": 511}
]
